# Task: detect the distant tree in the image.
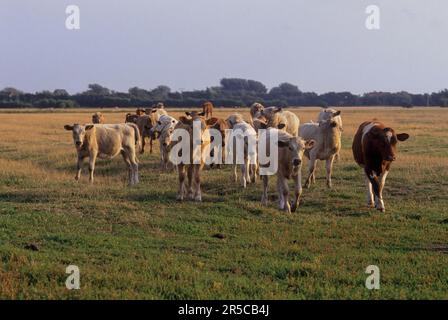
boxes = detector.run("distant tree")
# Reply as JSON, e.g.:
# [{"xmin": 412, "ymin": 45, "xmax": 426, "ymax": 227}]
[
  {"xmin": 53, "ymin": 89, "xmax": 69, "ymax": 97},
  {"xmin": 85, "ymin": 83, "xmax": 111, "ymax": 95},
  {"xmin": 128, "ymin": 87, "xmax": 151, "ymax": 100},
  {"xmin": 0, "ymin": 87, "xmax": 23, "ymax": 98},
  {"xmin": 247, "ymin": 80, "xmax": 267, "ymax": 94},
  {"xmin": 150, "ymin": 85, "xmax": 171, "ymax": 100}
]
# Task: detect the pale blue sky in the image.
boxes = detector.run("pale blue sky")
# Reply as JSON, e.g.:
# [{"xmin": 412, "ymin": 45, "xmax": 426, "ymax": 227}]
[{"xmin": 1, "ymin": 0, "xmax": 447, "ymax": 94}]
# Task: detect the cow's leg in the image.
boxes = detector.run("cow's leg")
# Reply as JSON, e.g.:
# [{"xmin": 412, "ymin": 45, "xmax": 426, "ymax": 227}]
[
  {"xmin": 305, "ymin": 155, "xmax": 317, "ymax": 188},
  {"xmin": 311, "ymin": 161, "xmax": 316, "ymax": 184},
  {"xmin": 75, "ymin": 155, "xmax": 85, "ymax": 181},
  {"xmin": 177, "ymin": 164, "xmax": 186, "ymax": 201},
  {"xmin": 193, "ymin": 164, "xmax": 202, "ymax": 201},
  {"xmin": 250, "ymin": 163, "xmax": 258, "ymax": 184},
  {"xmin": 88, "ymin": 151, "xmax": 98, "ymax": 183},
  {"xmin": 120, "ymin": 150, "xmax": 133, "ymax": 184},
  {"xmin": 291, "ymin": 171, "xmax": 302, "ymax": 212},
  {"xmin": 326, "ymin": 155, "xmax": 335, "ymax": 188},
  {"xmin": 261, "ymin": 175, "xmax": 269, "ymax": 205},
  {"xmin": 364, "ymin": 174, "xmax": 374, "ymax": 207},
  {"xmin": 187, "ymin": 165, "xmax": 194, "ymax": 199},
  {"xmin": 140, "ymin": 136, "xmax": 145, "ymax": 154},
  {"xmin": 277, "ymin": 176, "xmax": 290, "ymax": 213},
  {"xmin": 376, "ymin": 170, "xmax": 388, "ymax": 212},
  {"xmin": 365, "ymin": 169, "xmax": 384, "ymax": 212},
  {"xmin": 128, "ymin": 147, "xmax": 139, "ymax": 185},
  {"xmin": 233, "ymin": 165, "xmax": 238, "ymax": 182}
]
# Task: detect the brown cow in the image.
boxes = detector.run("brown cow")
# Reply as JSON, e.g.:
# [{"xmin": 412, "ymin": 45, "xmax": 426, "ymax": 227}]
[
  {"xmin": 125, "ymin": 113, "xmax": 139, "ymax": 124},
  {"xmin": 202, "ymin": 101, "xmax": 213, "ymax": 120},
  {"xmin": 168, "ymin": 115, "xmax": 210, "ymax": 201},
  {"xmin": 352, "ymin": 121, "xmax": 409, "ymax": 212},
  {"xmin": 206, "ymin": 117, "xmax": 229, "ymax": 168},
  {"xmin": 92, "ymin": 112, "xmax": 105, "ymax": 124}
]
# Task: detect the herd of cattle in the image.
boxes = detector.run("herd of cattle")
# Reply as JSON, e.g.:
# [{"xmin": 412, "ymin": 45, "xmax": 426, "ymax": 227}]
[{"xmin": 64, "ymin": 102, "xmax": 410, "ymax": 213}]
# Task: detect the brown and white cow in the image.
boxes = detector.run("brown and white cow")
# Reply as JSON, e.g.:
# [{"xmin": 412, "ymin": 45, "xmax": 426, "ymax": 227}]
[{"xmin": 352, "ymin": 121, "xmax": 409, "ymax": 212}]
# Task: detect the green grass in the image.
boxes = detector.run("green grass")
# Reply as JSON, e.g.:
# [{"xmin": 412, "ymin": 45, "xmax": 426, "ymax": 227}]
[{"xmin": 0, "ymin": 108, "xmax": 447, "ymax": 299}]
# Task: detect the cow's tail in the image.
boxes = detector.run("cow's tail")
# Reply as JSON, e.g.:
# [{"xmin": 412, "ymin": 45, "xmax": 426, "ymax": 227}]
[{"xmin": 128, "ymin": 123, "xmax": 141, "ymax": 158}]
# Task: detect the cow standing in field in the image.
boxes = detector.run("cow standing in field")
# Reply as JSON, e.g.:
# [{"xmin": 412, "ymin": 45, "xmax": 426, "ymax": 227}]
[
  {"xmin": 131, "ymin": 108, "xmax": 167, "ymax": 154},
  {"xmin": 150, "ymin": 114, "xmax": 178, "ymax": 170},
  {"xmin": 318, "ymin": 108, "xmax": 343, "ymax": 161},
  {"xmin": 259, "ymin": 128, "xmax": 315, "ymax": 213},
  {"xmin": 205, "ymin": 117, "xmax": 230, "ymax": 168},
  {"xmin": 225, "ymin": 114, "xmax": 258, "ymax": 188},
  {"xmin": 261, "ymin": 107, "xmax": 300, "ymax": 136},
  {"xmin": 92, "ymin": 112, "xmax": 105, "ymax": 124},
  {"xmin": 299, "ymin": 116, "xmax": 342, "ymax": 188},
  {"xmin": 64, "ymin": 123, "xmax": 140, "ymax": 185},
  {"xmin": 352, "ymin": 121, "xmax": 409, "ymax": 212},
  {"xmin": 202, "ymin": 101, "xmax": 214, "ymax": 120},
  {"xmin": 169, "ymin": 115, "xmax": 211, "ymax": 201}
]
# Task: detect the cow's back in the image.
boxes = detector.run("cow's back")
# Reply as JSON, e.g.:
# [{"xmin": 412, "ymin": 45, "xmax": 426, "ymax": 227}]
[
  {"xmin": 95, "ymin": 124, "xmax": 134, "ymax": 157},
  {"xmin": 281, "ymin": 111, "xmax": 299, "ymax": 136}
]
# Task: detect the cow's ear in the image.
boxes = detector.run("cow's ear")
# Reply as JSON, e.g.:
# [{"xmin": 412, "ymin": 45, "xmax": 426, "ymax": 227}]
[
  {"xmin": 332, "ymin": 110, "xmax": 341, "ymax": 116},
  {"xmin": 151, "ymin": 109, "xmax": 157, "ymax": 113},
  {"xmin": 397, "ymin": 133, "xmax": 409, "ymax": 141},
  {"xmin": 85, "ymin": 125, "xmax": 94, "ymax": 130},
  {"xmin": 277, "ymin": 140, "xmax": 289, "ymax": 148},
  {"xmin": 305, "ymin": 139, "xmax": 315, "ymax": 149},
  {"xmin": 185, "ymin": 112, "xmax": 191, "ymax": 116},
  {"xmin": 277, "ymin": 123, "xmax": 286, "ymax": 129},
  {"xmin": 198, "ymin": 112, "xmax": 205, "ymax": 116},
  {"xmin": 274, "ymin": 107, "xmax": 282, "ymax": 113},
  {"xmin": 64, "ymin": 125, "xmax": 74, "ymax": 131}
]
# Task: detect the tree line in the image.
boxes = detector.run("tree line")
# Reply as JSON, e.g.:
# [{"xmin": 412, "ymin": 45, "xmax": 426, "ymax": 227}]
[{"xmin": 1, "ymin": 78, "xmax": 448, "ymax": 108}]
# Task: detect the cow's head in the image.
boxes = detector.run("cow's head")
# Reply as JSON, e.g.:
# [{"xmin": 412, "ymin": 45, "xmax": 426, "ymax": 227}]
[
  {"xmin": 261, "ymin": 106, "xmax": 282, "ymax": 120},
  {"xmin": 185, "ymin": 111, "xmax": 205, "ymax": 119},
  {"xmin": 373, "ymin": 127, "xmax": 410, "ymax": 162},
  {"xmin": 64, "ymin": 124, "xmax": 94, "ymax": 151},
  {"xmin": 92, "ymin": 112, "xmax": 103, "ymax": 124},
  {"xmin": 250, "ymin": 102, "xmax": 265, "ymax": 119},
  {"xmin": 278, "ymin": 137, "xmax": 315, "ymax": 168}
]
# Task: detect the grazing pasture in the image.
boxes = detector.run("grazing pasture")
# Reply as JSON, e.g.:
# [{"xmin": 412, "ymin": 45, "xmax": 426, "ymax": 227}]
[{"xmin": 0, "ymin": 107, "xmax": 447, "ymax": 299}]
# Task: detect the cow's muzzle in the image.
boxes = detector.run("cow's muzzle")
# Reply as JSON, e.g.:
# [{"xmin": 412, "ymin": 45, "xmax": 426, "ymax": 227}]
[{"xmin": 293, "ymin": 159, "xmax": 301, "ymax": 166}]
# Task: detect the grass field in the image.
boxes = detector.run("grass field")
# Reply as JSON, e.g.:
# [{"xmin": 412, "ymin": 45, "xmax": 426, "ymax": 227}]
[{"xmin": 0, "ymin": 107, "xmax": 447, "ymax": 299}]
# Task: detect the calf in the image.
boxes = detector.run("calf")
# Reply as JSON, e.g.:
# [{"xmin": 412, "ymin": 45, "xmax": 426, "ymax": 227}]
[
  {"xmin": 352, "ymin": 121, "xmax": 409, "ymax": 212},
  {"xmin": 150, "ymin": 114, "xmax": 178, "ymax": 170},
  {"xmin": 299, "ymin": 117, "xmax": 342, "ymax": 188},
  {"xmin": 226, "ymin": 116, "xmax": 258, "ymax": 188},
  {"xmin": 262, "ymin": 107, "xmax": 300, "ymax": 136},
  {"xmin": 64, "ymin": 123, "xmax": 140, "ymax": 185},
  {"xmin": 260, "ymin": 129, "xmax": 315, "ymax": 213},
  {"xmin": 206, "ymin": 117, "xmax": 229, "ymax": 168},
  {"xmin": 169, "ymin": 116, "xmax": 210, "ymax": 201},
  {"xmin": 318, "ymin": 108, "xmax": 343, "ymax": 160},
  {"xmin": 92, "ymin": 112, "xmax": 105, "ymax": 124}
]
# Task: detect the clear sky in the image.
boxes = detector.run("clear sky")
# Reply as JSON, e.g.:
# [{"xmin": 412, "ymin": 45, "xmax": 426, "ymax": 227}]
[{"xmin": 1, "ymin": 0, "xmax": 447, "ymax": 94}]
